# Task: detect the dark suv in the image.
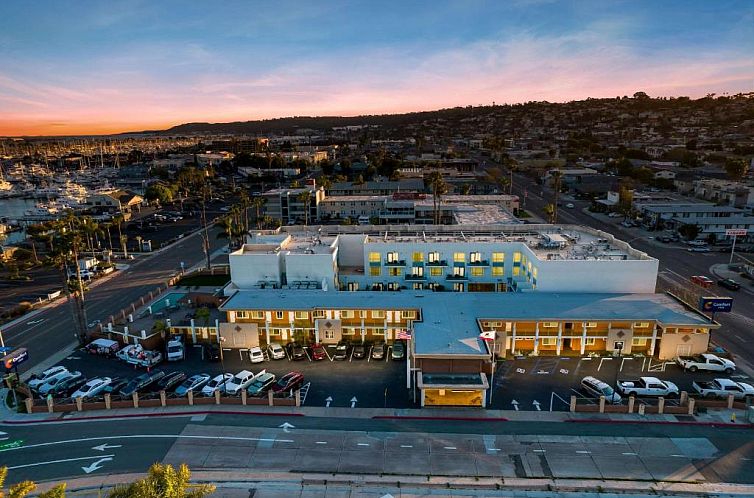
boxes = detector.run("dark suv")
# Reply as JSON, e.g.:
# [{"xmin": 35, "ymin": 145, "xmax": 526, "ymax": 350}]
[{"xmin": 120, "ymin": 371, "xmax": 166, "ymax": 397}]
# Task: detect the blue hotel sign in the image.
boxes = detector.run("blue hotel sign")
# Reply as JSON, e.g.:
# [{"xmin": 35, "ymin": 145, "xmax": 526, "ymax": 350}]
[{"xmin": 699, "ymin": 297, "xmax": 733, "ymax": 313}]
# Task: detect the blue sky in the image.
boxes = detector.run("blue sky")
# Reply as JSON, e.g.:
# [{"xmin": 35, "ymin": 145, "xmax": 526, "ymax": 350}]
[{"xmin": 1, "ymin": 0, "xmax": 752, "ymax": 135}]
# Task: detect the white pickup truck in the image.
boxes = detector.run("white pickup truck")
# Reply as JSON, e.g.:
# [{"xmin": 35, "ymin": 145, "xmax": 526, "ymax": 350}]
[
  {"xmin": 692, "ymin": 378, "xmax": 754, "ymax": 400},
  {"xmin": 617, "ymin": 376, "xmax": 679, "ymax": 397},
  {"xmin": 116, "ymin": 344, "xmax": 163, "ymax": 367},
  {"xmin": 676, "ymin": 353, "xmax": 735, "ymax": 373}
]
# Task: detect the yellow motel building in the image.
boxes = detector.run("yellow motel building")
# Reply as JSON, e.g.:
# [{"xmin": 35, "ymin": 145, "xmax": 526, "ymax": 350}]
[{"xmin": 219, "ymin": 290, "xmax": 717, "ymax": 408}]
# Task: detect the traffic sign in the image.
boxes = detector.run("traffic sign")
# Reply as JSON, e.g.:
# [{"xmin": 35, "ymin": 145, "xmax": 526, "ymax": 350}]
[
  {"xmin": 0, "ymin": 439, "xmax": 24, "ymax": 450},
  {"xmin": 726, "ymin": 229, "xmax": 748, "ymax": 236}
]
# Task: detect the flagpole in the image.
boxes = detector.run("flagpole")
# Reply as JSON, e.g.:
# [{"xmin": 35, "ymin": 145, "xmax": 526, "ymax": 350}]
[{"xmin": 489, "ymin": 332, "xmax": 496, "ymax": 407}]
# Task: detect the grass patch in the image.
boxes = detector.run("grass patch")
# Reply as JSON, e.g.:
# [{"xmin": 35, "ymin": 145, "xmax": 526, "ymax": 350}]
[{"xmin": 178, "ymin": 274, "xmax": 230, "ymax": 287}]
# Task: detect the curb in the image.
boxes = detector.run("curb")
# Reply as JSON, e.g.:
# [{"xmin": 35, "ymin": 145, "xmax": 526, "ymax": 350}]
[
  {"xmin": 2, "ymin": 409, "xmax": 305, "ymax": 425},
  {"xmin": 373, "ymin": 415, "xmax": 510, "ymax": 422},
  {"xmin": 565, "ymin": 418, "xmax": 754, "ymax": 428}
]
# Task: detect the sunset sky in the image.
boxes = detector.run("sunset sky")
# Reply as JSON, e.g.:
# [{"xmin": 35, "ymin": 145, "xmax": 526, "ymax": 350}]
[{"xmin": 1, "ymin": 0, "xmax": 752, "ymax": 136}]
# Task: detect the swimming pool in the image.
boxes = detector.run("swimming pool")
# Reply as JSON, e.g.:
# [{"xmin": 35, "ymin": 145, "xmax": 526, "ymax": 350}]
[{"xmin": 149, "ymin": 291, "xmax": 188, "ymax": 312}]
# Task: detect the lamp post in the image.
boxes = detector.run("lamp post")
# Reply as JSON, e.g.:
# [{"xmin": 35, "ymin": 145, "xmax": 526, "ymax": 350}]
[{"xmin": 613, "ymin": 341, "xmax": 624, "ymax": 404}]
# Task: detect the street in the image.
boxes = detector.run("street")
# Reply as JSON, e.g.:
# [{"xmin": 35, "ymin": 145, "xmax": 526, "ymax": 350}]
[
  {"xmin": 1, "ymin": 225, "xmax": 226, "ymax": 374},
  {"xmin": 2, "ymin": 413, "xmax": 754, "ymax": 485}
]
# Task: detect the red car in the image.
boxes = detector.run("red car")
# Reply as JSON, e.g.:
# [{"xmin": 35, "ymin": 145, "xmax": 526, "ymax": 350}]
[
  {"xmin": 271, "ymin": 371, "xmax": 304, "ymax": 393},
  {"xmin": 311, "ymin": 343, "xmax": 327, "ymax": 361}
]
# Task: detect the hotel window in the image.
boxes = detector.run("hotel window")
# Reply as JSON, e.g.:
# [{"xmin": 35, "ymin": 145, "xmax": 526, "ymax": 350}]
[
  {"xmin": 294, "ymin": 311, "xmax": 308, "ymax": 320},
  {"xmin": 387, "ymin": 251, "xmax": 399, "ymax": 263},
  {"xmin": 359, "ymin": 310, "xmax": 366, "ymax": 318},
  {"xmin": 312, "ymin": 310, "xmax": 325, "ymax": 319},
  {"xmin": 401, "ymin": 310, "xmax": 416, "ymax": 319},
  {"xmin": 471, "ymin": 267, "xmax": 484, "ymax": 277},
  {"xmin": 347, "ymin": 282, "xmax": 359, "ymax": 291},
  {"xmin": 453, "ymin": 266, "xmax": 465, "ymax": 277},
  {"xmin": 513, "ymin": 252, "xmax": 522, "ymax": 263},
  {"xmin": 275, "ymin": 311, "xmax": 284, "ymax": 320},
  {"xmin": 324, "ymin": 330, "xmax": 335, "ymax": 340},
  {"xmin": 429, "ymin": 267, "xmax": 443, "ymax": 277},
  {"xmin": 369, "ymin": 328, "xmax": 384, "ymax": 336},
  {"xmin": 541, "ymin": 322, "xmax": 558, "ymax": 328},
  {"xmin": 492, "ymin": 267, "xmax": 504, "ymax": 277},
  {"xmin": 369, "ymin": 252, "xmax": 380, "ymax": 263},
  {"xmin": 412, "ymin": 252, "xmax": 423, "ymax": 262},
  {"xmin": 388, "ymin": 282, "xmax": 399, "ymax": 290},
  {"xmin": 411, "ymin": 266, "xmax": 424, "ymax": 277},
  {"xmin": 372, "ymin": 310, "xmax": 385, "ymax": 319},
  {"xmin": 584, "ymin": 338, "xmax": 596, "ymax": 346},
  {"xmin": 388, "ymin": 267, "xmax": 402, "ymax": 276},
  {"xmin": 540, "ymin": 338, "xmax": 557, "ymax": 346},
  {"xmin": 251, "ymin": 311, "xmax": 264, "ymax": 319},
  {"xmin": 340, "ymin": 310, "xmax": 354, "ymax": 319},
  {"xmin": 342, "ymin": 327, "xmax": 356, "ymax": 335},
  {"xmin": 470, "ymin": 252, "xmax": 482, "ymax": 263},
  {"xmin": 634, "ymin": 322, "xmax": 650, "ymax": 328},
  {"xmin": 492, "ymin": 252, "xmax": 504, "ymax": 263},
  {"xmin": 453, "ymin": 282, "xmax": 464, "ymax": 292},
  {"xmin": 513, "ymin": 266, "xmax": 520, "ymax": 276},
  {"xmin": 453, "ymin": 252, "xmax": 465, "ymax": 262},
  {"xmin": 236, "ymin": 311, "xmax": 248, "ymax": 319},
  {"xmin": 270, "ymin": 328, "xmax": 282, "ymax": 336},
  {"xmin": 370, "ymin": 266, "xmax": 381, "ymax": 276},
  {"xmin": 428, "ymin": 251, "xmax": 440, "ymax": 263},
  {"xmin": 585, "ymin": 322, "xmax": 597, "ymax": 328},
  {"xmin": 632, "ymin": 338, "xmax": 647, "ymax": 346}
]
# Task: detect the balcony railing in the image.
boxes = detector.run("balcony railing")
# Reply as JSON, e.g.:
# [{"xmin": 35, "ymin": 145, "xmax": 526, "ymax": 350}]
[
  {"xmin": 468, "ymin": 260, "xmax": 490, "ymax": 266},
  {"xmin": 384, "ymin": 259, "xmax": 406, "ymax": 266},
  {"xmin": 426, "ymin": 260, "xmax": 448, "ymax": 267},
  {"xmin": 446, "ymin": 274, "xmax": 468, "ymax": 281},
  {"xmin": 405, "ymin": 274, "xmax": 427, "ymax": 281}
]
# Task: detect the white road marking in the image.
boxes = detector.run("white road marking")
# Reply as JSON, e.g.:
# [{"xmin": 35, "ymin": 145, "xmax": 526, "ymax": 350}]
[
  {"xmin": 315, "ymin": 441, "xmax": 327, "ymax": 445},
  {"xmin": 82, "ymin": 456, "xmax": 113, "ymax": 474},
  {"xmin": 576, "ymin": 450, "xmax": 591, "ymax": 454},
  {"xmin": 671, "ymin": 454, "xmax": 686, "ymax": 457},
  {"xmin": 0, "ymin": 434, "xmax": 294, "ymax": 453},
  {"xmin": 92, "ymin": 443, "xmax": 121, "ymax": 451},
  {"xmin": 735, "ymin": 335, "xmax": 746, "ymax": 342},
  {"xmin": 400, "ymin": 445, "xmax": 413, "ymax": 448},
  {"xmin": 443, "ymin": 446, "xmax": 457, "ymax": 450},
  {"xmin": 8, "ymin": 454, "xmax": 115, "ymax": 470},
  {"xmin": 622, "ymin": 452, "xmax": 638, "ymax": 456},
  {"xmin": 357, "ymin": 443, "xmax": 370, "ymax": 446},
  {"xmin": 533, "ymin": 449, "xmax": 546, "ymax": 453}
]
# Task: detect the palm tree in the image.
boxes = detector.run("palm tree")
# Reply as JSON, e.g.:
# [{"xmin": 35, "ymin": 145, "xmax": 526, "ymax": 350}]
[
  {"xmin": 217, "ymin": 216, "xmax": 236, "ymax": 252},
  {"xmin": 101, "ymin": 221, "xmax": 114, "ymax": 251},
  {"xmin": 251, "ymin": 197, "xmax": 266, "ymax": 229},
  {"xmin": 112, "ymin": 214, "xmax": 127, "ymax": 257},
  {"xmin": 427, "ymin": 171, "xmax": 448, "ymax": 225},
  {"xmin": 544, "ymin": 203, "xmax": 556, "ymax": 223},
  {"xmin": 238, "ymin": 189, "xmax": 251, "ymax": 233},
  {"xmin": 551, "ymin": 169, "xmax": 562, "ymax": 224},
  {"xmin": 296, "ymin": 191, "xmax": 311, "ymax": 226}
]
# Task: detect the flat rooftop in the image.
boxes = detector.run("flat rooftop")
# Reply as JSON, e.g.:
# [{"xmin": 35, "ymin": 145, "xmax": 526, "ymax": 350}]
[
  {"xmin": 221, "ymin": 290, "xmax": 715, "ymax": 357},
  {"xmin": 235, "ymin": 233, "xmax": 337, "ymax": 255}
]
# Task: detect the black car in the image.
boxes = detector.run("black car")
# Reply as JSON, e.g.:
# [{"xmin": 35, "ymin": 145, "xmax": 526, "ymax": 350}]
[
  {"xmin": 371, "ymin": 343, "xmax": 386, "ymax": 360},
  {"xmin": 352, "ymin": 344, "xmax": 366, "ymax": 359},
  {"xmin": 203, "ymin": 343, "xmax": 221, "ymax": 361},
  {"xmin": 333, "ymin": 343, "xmax": 349, "ymax": 360},
  {"xmin": 102, "ymin": 377, "xmax": 129, "ymax": 395},
  {"xmin": 155, "ymin": 371, "xmax": 187, "ymax": 392},
  {"xmin": 61, "ymin": 377, "xmax": 89, "ymax": 397},
  {"xmin": 718, "ymin": 278, "xmax": 741, "ymax": 291},
  {"xmin": 120, "ymin": 371, "xmax": 166, "ymax": 397},
  {"xmin": 289, "ymin": 343, "xmax": 307, "ymax": 361}
]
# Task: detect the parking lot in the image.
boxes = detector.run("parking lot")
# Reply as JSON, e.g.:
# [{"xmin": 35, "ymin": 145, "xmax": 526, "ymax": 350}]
[
  {"xmin": 50, "ymin": 342, "xmax": 410, "ymax": 409},
  {"xmin": 490, "ymin": 354, "xmax": 753, "ymax": 411}
]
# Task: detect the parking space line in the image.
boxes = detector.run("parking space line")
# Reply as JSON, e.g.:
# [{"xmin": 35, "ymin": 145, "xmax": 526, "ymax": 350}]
[
  {"xmin": 443, "ymin": 446, "xmax": 456, "ymax": 450},
  {"xmin": 316, "ymin": 441, "xmax": 327, "ymax": 445},
  {"xmin": 304, "ymin": 348, "xmax": 312, "ymax": 362},
  {"xmin": 349, "ymin": 348, "xmax": 354, "ymax": 362},
  {"xmin": 576, "ymin": 450, "xmax": 591, "ymax": 454},
  {"xmin": 357, "ymin": 443, "xmax": 370, "ymax": 447},
  {"xmin": 622, "ymin": 452, "xmax": 637, "ymax": 456},
  {"xmin": 324, "ymin": 348, "xmax": 332, "ymax": 361},
  {"xmin": 597, "ymin": 357, "xmax": 613, "ymax": 371},
  {"xmin": 400, "ymin": 445, "xmax": 413, "ymax": 448}
]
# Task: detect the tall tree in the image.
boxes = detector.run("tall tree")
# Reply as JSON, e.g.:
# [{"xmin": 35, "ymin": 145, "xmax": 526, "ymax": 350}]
[
  {"xmin": 427, "ymin": 171, "xmax": 448, "ymax": 225},
  {"xmin": 296, "ymin": 191, "xmax": 312, "ymax": 226}
]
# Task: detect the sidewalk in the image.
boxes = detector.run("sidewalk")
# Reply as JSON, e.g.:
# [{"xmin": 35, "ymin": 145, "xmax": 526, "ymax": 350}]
[{"xmin": 4, "ymin": 402, "xmax": 753, "ymax": 427}]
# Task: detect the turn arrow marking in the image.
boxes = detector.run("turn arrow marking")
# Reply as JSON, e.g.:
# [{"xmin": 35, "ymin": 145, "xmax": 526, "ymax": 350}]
[
  {"xmin": 279, "ymin": 422, "xmax": 295, "ymax": 433},
  {"xmin": 350, "ymin": 396, "xmax": 358, "ymax": 408},
  {"xmin": 82, "ymin": 457, "xmax": 113, "ymax": 474},
  {"xmin": 92, "ymin": 443, "xmax": 122, "ymax": 451},
  {"xmin": 511, "ymin": 399, "xmax": 519, "ymax": 411},
  {"xmin": 325, "ymin": 396, "xmax": 333, "ymax": 407}
]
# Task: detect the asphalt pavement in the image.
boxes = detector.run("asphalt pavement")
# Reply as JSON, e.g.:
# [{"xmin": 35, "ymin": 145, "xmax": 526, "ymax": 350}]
[{"xmin": 1, "ymin": 224, "xmax": 226, "ymax": 374}]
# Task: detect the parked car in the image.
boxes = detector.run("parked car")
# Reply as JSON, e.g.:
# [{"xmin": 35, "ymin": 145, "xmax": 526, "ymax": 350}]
[
  {"xmin": 580, "ymin": 376, "xmax": 621, "ymax": 404},
  {"xmin": 120, "ymin": 371, "xmax": 167, "ymax": 397},
  {"xmin": 687, "ymin": 239, "xmax": 708, "ymax": 247},
  {"xmin": 116, "ymin": 344, "xmax": 163, "ymax": 367},
  {"xmin": 224, "ymin": 370, "xmax": 255, "ymax": 395},
  {"xmin": 175, "ymin": 373, "xmax": 211, "ymax": 396},
  {"xmin": 37, "ymin": 371, "xmax": 82, "ymax": 397},
  {"xmin": 166, "ymin": 336, "xmax": 185, "ymax": 361},
  {"xmin": 371, "ymin": 343, "xmax": 385, "ymax": 360},
  {"xmin": 203, "ymin": 343, "xmax": 221, "ymax": 361},
  {"xmin": 271, "ymin": 371, "xmax": 304, "ymax": 394},
  {"xmin": 55, "ymin": 376, "xmax": 89, "ymax": 398},
  {"xmin": 156, "ymin": 371, "xmax": 187, "ymax": 392},
  {"xmin": 352, "ymin": 344, "xmax": 366, "ymax": 359},
  {"xmin": 608, "ymin": 212, "xmax": 622, "ymax": 218},
  {"xmin": 201, "ymin": 373, "xmax": 233, "ymax": 396},
  {"xmin": 692, "ymin": 378, "xmax": 754, "ymax": 400},
  {"xmin": 268, "ymin": 343, "xmax": 286, "ymax": 360},
  {"xmin": 565, "ymin": 203, "xmax": 575, "ymax": 209},
  {"xmin": 28, "ymin": 366, "xmax": 69, "ymax": 391},
  {"xmin": 617, "ymin": 376, "xmax": 678, "ymax": 397},
  {"xmin": 310, "ymin": 343, "xmax": 327, "ymax": 361},
  {"xmin": 391, "ymin": 341, "xmax": 406, "ymax": 360},
  {"xmin": 85, "ymin": 338, "xmax": 120, "ymax": 357},
  {"xmin": 676, "ymin": 353, "xmax": 736, "ymax": 373},
  {"xmin": 289, "ymin": 343, "xmax": 307, "ymax": 361},
  {"xmin": 657, "ymin": 235, "xmax": 672, "ymax": 243},
  {"xmin": 71, "ymin": 377, "xmax": 112, "ymax": 399},
  {"xmin": 102, "ymin": 377, "xmax": 129, "ymax": 396},
  {"xmin": 249, "ymin": 346, "xmax": 265, "ymax": 363},
  {"xmin": 688, "ymin": 246, "xmax": 711, "ymax": 253},
  {"xmin": 718, "ymin": 278, "xmax": 741, "ymax": 291},
  {"xmin": 247, "ymin": 371, "xmax": 276, "ymax": 397},
  {"xmin": 333, "ymin": 343, "xmax": 349, "ymax": 361}
]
